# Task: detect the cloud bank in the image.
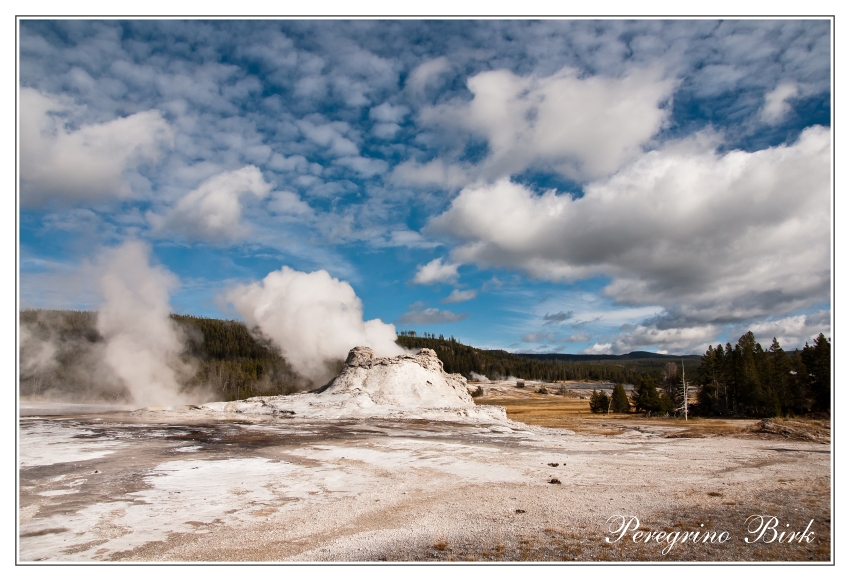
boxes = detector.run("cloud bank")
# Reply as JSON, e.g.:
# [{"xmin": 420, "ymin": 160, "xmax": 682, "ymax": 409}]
[
  {"xmin": 20, "ymin": 88, "xmax": 173, "ymax": 207},
  {"xmin": 430, "ymin": 126, "xmax": 830, "ymax": 351}
]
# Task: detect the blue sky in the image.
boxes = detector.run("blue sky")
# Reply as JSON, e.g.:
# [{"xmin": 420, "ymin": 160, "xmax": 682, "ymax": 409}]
[{"xmin": 18, "ymin": 19, "xmax": 832, "ymax": 355}]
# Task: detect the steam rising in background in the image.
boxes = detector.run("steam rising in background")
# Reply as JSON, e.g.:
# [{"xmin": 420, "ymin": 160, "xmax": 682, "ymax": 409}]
[
  {"xmin": 20, "ymin": 244, "xmax": 403, "ymax": 405},
  {"xmin": 19, "ymin": 241, "xmax": 205, "ymax": 407},
  {"xmin": 227, "ymin": 266, "xmax": 405, "ymax": 385},
  {"xmin": 95, "ymin": 241, "xmax": 197, "ymax": 407}
]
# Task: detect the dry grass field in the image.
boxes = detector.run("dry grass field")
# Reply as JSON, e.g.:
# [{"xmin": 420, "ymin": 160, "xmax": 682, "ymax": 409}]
[{"xmin": 475, "ymin": 382, "xmax": 829, "ymax": 441}]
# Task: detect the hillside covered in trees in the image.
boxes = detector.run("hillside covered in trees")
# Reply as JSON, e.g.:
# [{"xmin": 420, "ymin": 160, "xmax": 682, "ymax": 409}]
[
  {"xmin": 19, "ymin": 310, "xmax": 830, "ymax": 416},
  {"xmin": 19, "ymin": 310, "xmax": 303, "ymax": 402}
]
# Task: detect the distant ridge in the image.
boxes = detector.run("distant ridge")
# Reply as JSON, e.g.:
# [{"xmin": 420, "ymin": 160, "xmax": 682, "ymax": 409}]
[{"xmin": 513, "ymin": 350, "xmax": 702, "ymax": 363}]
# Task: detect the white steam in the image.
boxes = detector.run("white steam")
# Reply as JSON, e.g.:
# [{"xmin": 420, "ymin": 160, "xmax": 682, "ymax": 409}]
[
  {"xmin": 469, "ymin": 372, "xmax": 490, "ymax": 383},
  {"xmin": 95, "ymin": 241, "xmax": 195, "ymax": 407},
  {"xmin": 227, "ymin": 266, "xmax": 405, "ymax": 385},
  {"xmin": 19, "ymin": 323, "xmax": 58, "ymax": 378}
]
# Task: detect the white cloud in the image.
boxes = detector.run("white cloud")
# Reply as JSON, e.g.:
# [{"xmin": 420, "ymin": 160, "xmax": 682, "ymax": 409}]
[
  {"xmin": 412, "ymin": 257, "xmax": 460, "ymax": 285},
  {"xmin": 296, "ymin": 119, "xmax": 359, "ymax": 156},
  {"xmin": 606, "ymin": 308, "xmax": 830, "ymax": 355},
  {"xmin": 20, "ymin": 88, "xmax": 173, "ymax": 207},
  {"xmin": 430, "ymin": 126, "xmax": 830, "ymax": 328},
  {"xmin": 334, "ymin": 156, "xmax": 389, "ymax": 177},
  {"xmin": 397, "ymin": 302, "xmax": 467, "ymax": 325},
  {"xmin": 613, "ymin": 324, "xmax": 720, "ymax": 355},
  {"xmin": 582, "ymin": 343, "xmax": 613, "ymax": 355},
  {"xmin": 384, "ymin": 230, "xmax": 440, "ymax": 249},
  {"xmin": 405, "ymin": 57, "xmax": 451, "ymax": 95},
  {"xmin": 442, "ymin": 289, "xmax": 477, "ymax": 303},
  {"xmin": 227, "ymin": 266, "xmax": 404, "ymax": 385},
  {"xmin": 149, "ymin": 166, "xmax": 272, "ymax": 242},
  {"xmin": 389, "ymin": 159, "xmax": 473, "ymax": 189},
  {"xmin": 421, "ymin": 66, "xmax": 676, "ymax": 181},
  {"xmin": 372, "ymin": 123, "xmax": 402, "ymax": 139},
  {"xmin": 747, "ymin": 310, "xmax": 831, "ymax": 350},
  {"xmin": 370, "ymin": 102, "xmax": 409, "ymax": 123},
  {"xmin": 267, "ymin": 190, "xmax": 314, "ymax": 218},
  {"xmin": 760, "ymin": 82, "xmax": 816, "ymax": 124}
]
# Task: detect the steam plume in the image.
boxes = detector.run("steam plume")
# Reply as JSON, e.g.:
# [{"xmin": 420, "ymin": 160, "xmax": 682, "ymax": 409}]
[
  {"xmin": 227, "ymin": 266, "xmax": 405, "ymax": 385},
  {"xmin": 95, "ymin": 241, "xmax": 194, "ymax": 406}
]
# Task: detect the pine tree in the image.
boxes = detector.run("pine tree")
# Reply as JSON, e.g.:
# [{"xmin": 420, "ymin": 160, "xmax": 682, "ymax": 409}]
[
  {"xmin": 610, "ymin": 383, "xmax": 630, "ymax": 413},
  {"xmin": 589, "ymin": 389, "xmax": 610, "ymax": 413},
  {"xmin": 633, "ymin": 374, "xmax": 662, "ymax": 415},
  {"xmin": 802, "ymin": 333, "xmax": 831, "ymax": 414}
]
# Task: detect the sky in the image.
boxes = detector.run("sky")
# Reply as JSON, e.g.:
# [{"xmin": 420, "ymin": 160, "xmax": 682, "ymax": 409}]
[{"xmin": 17, "ymin": 19, "xmax": 833, "ymax": 356}]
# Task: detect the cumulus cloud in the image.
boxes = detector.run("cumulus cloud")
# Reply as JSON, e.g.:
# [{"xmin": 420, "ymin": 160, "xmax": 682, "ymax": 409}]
[
  {"xmin": 370, "ymin": 102, "xmax": 409, "ymax": 123},
  {"xmin": 149, "ymin": 166, "xmax": 272, "ymax": 242},
  {"xmin": 20, "ymin": 87, "xmax": 173, "ymax": 207},
  {"xmin": 226, "ymin": 266, "xmax": 405, "ymax": 385},
  {"xmin": 412, "ymin": 257, "xmax": 460, "ymax": 285},
  {"xmin": 747, "ymin": 310, "xmax": 831, "ymax": 350},
  {"xmin": 406, "ymin": 56, "xmax": 452, "ymax": 95},
  {"xmin": 442, "ymin": 289, "xmax": 477, "ymax": 303},
  {"xmin": 582, "ymin": 343, "xmax": 613, "ymax": 355},
  {"xmin": 267, "ymin": 190, "xmax": 314, "ymax": 218},
  {"xmin": 420, "ymin": 66, "xmax": 676, "ymax": 181},
  {"xmin": 430, "ymin": 126, "xmax": 830, "ymax": 330},
  {"xmin": 95, "ymin": 241, "xmax": 197, "ymax": 407},
  {"xmin": 296, "ymin": 119, "xmax": 359, "ymax": 156},
  {"xmin": 609, "ymin": 310, "xmax": 831, "ymax": 355},
  {"xmin": 613, "ymin": 324, "xmax": 720, "ymax": 355},
  {"xmin": 397, "ymin": 302, "xmax": 468, "ymax": 325},
  {"xmin": 760, "ymin": 82, "xmax": 817, "ymax": 124}
]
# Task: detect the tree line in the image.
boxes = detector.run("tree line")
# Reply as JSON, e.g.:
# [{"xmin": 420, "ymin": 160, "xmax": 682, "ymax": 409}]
[
  {"xmin": 395, "ymin": 331, "xmax": 696, "ymax": 385},
  {"xmin": 587, "ymin": 332, "xmax": 831, "ymax": 418},
  {"xmin": 19, "ymin": 311, "xmax": 830, "ymax": 416},
  {"xmin": 694, "ymin": 331, "xmax": 830, "ymax": 417}
]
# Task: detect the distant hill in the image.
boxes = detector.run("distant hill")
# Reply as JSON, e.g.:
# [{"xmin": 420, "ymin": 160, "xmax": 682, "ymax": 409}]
[
  {"xmin": 516, "ymin": 351, "xmax": 702, "ymax": 363},
  {"xmin": 396, "ymin": 332, "xmax": 696, "ymax": 385}
]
